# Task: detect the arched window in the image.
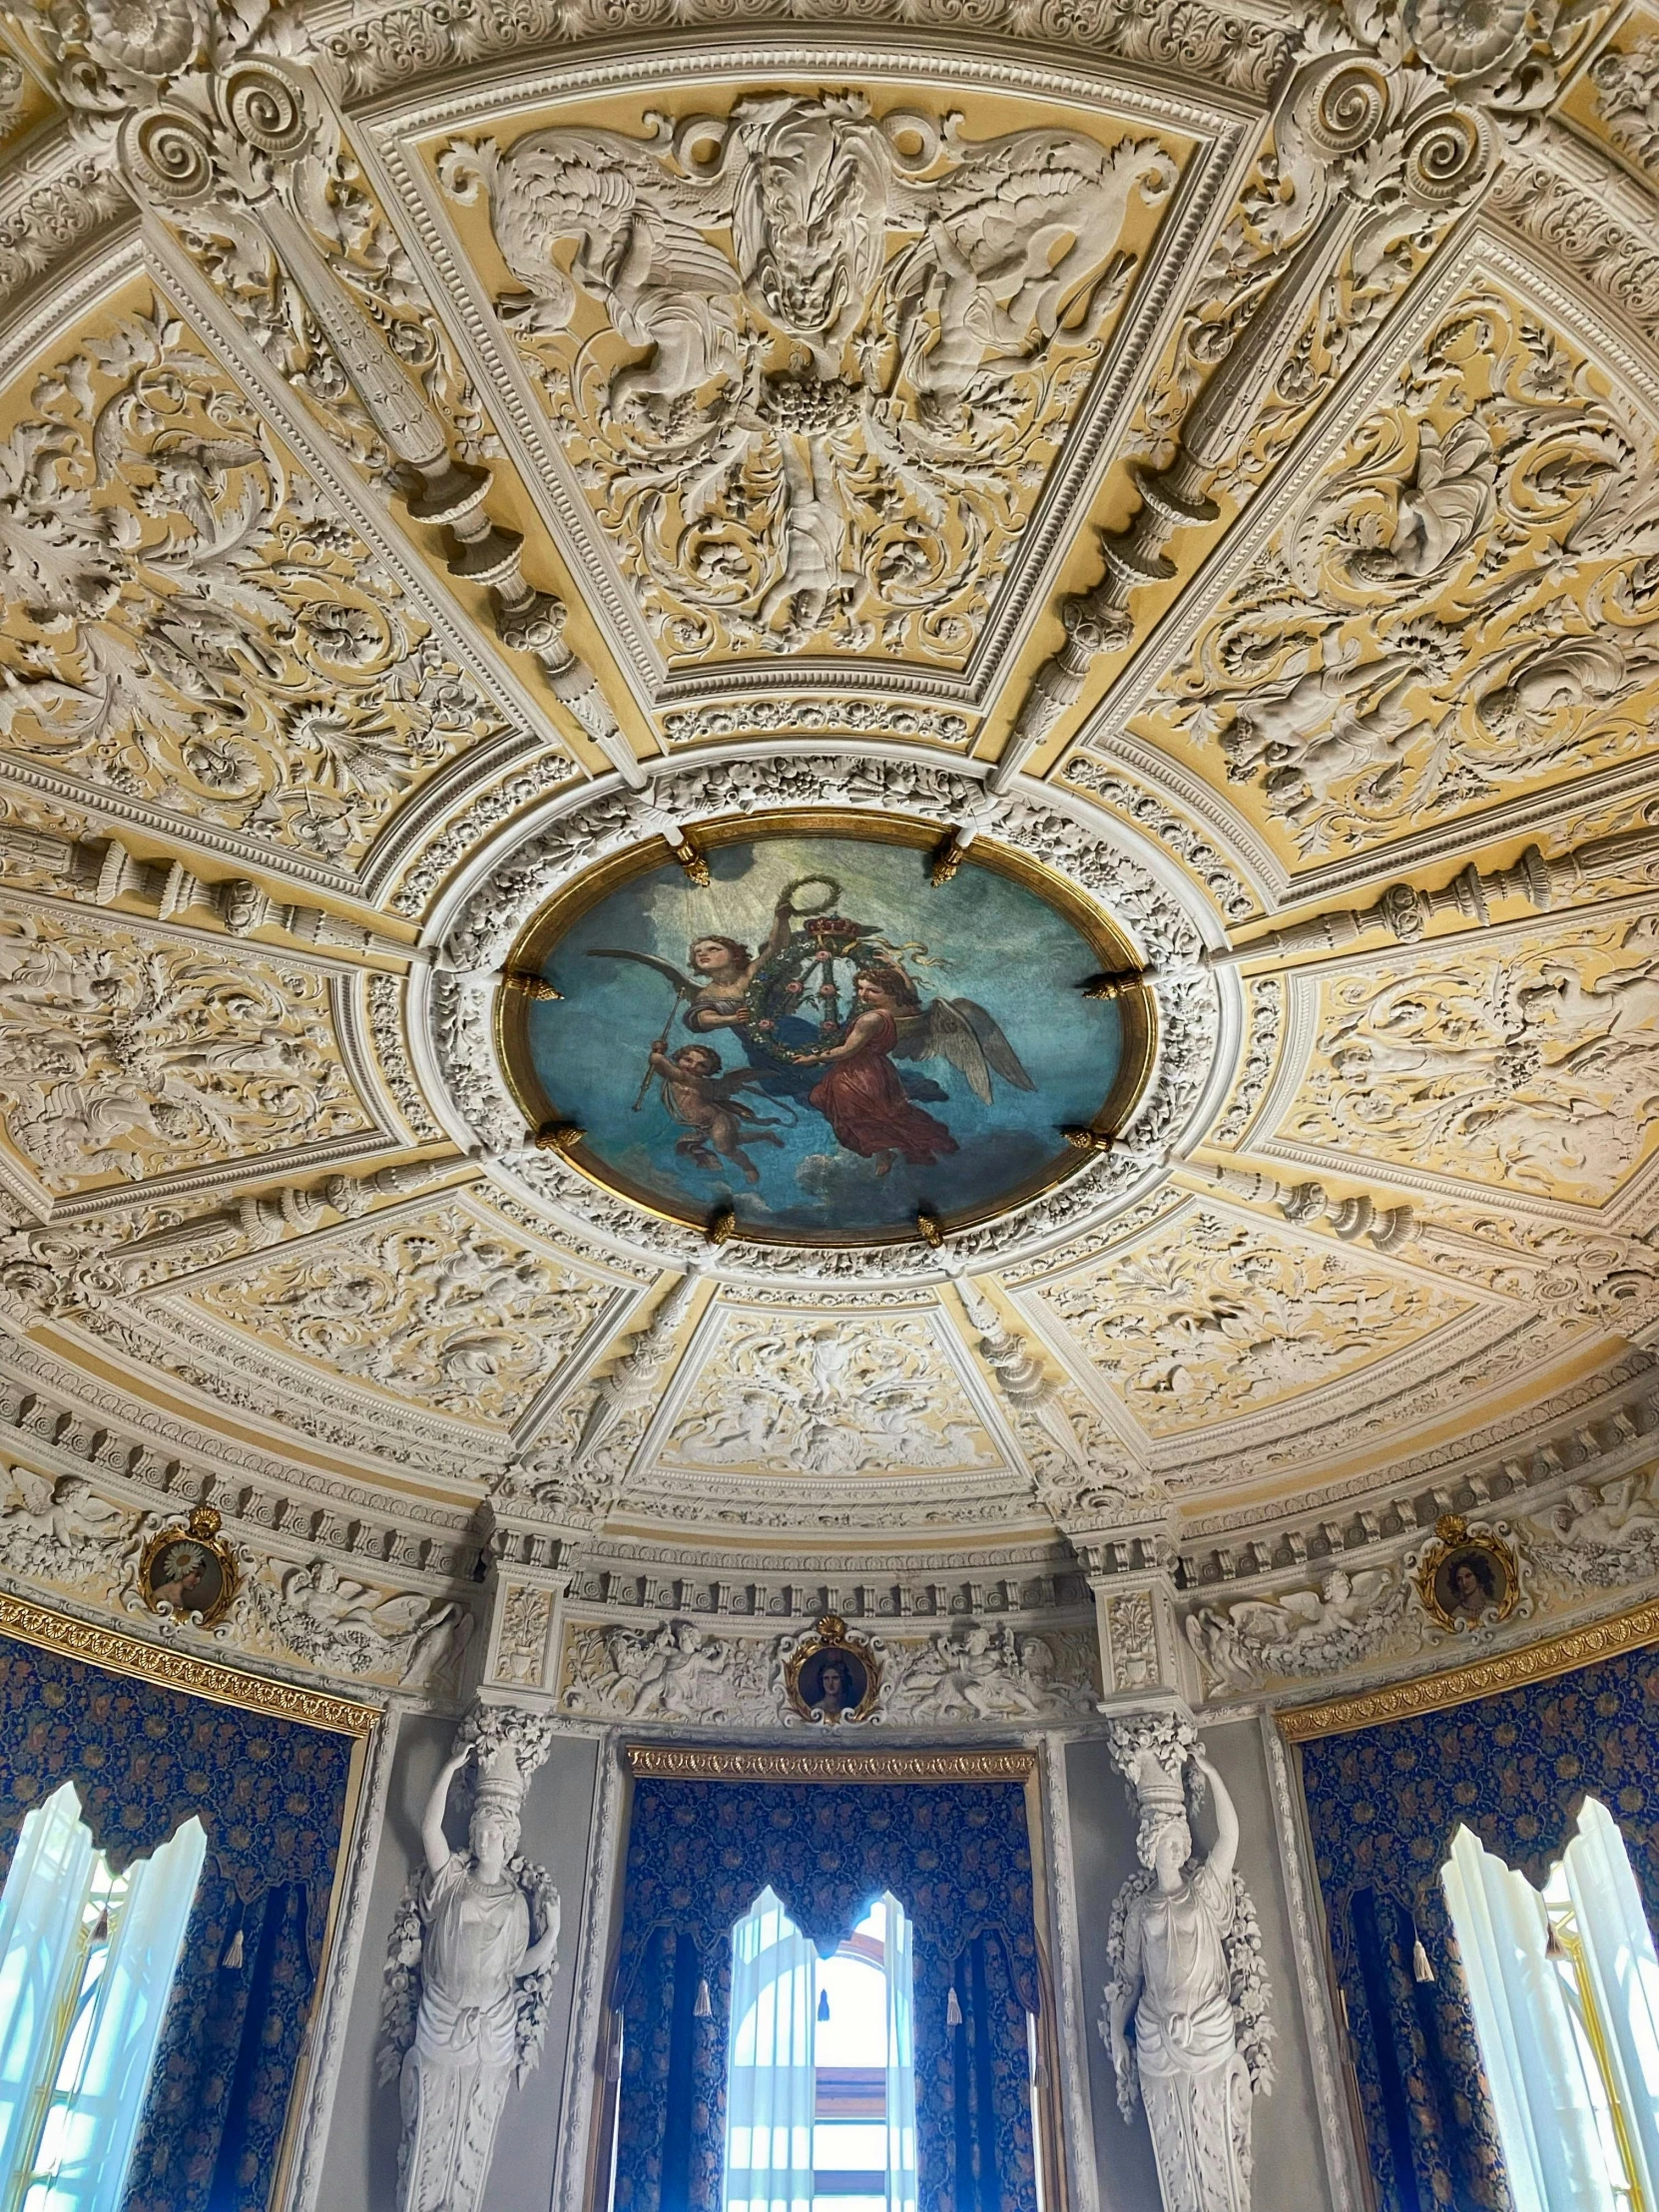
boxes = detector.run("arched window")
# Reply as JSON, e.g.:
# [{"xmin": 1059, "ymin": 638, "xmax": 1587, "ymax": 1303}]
[
  {"xmin": 724, "ymin": 1890, "xmax": 915, "ymax": 2212},
  {"xmin": 1441, "ymin": 1795, "xmax": 1659, "ymax": 2211},
  {"xmin": 0, "ymin": 1781, "xmax": 205, "ymax": 2212}
]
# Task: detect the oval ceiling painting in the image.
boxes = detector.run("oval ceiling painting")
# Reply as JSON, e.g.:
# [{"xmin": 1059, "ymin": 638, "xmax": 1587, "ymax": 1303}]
[{"xmin": 504, "ymin": 822, "xmax": 1151, "ymax": 1246}]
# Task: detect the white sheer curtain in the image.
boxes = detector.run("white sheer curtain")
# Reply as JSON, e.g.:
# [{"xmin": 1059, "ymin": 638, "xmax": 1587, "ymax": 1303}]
[
  {"xmin": 0, "ymin": 1781, "xmax": 205, "ymax": 2212},
  {"xmin": 50, "ymin": 1812, "xmax": 206, "ymax": 2212},
  {"xmin": 882, "ymin": 1898, "xmax": 916, "ymax": 2212},
  {"xmin": 0, "ymin": 1786, "xmax": 96, "ymax": 2185},
  {"xmin": 725, "ymin": 1888, "xmax": 816, "ymax": 2212},
  {"xmin": 1442, "ymin": 1824, "xmax": 1616, "ymax": 2212},
  {"xmin": 1563, "ymin": 1798, "xmax": 1659, "ymax": 2206}
]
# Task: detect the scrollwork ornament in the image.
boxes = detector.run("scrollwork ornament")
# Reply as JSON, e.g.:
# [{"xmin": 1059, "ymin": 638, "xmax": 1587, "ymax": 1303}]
[
  {"xmin": 117, "ymin": 104, "xmax": 217, "ymax": 206},
  {"xmin": 1302, "ymin": 55, "xmax": 1392, "ymax": 158},
  {"xmin": 1400, "ymin": 105, "xmax": 1492, "ymax": 207},
  {"xmin": 217, "ymin": 57, "xmax": 315, "ymax": 162}
]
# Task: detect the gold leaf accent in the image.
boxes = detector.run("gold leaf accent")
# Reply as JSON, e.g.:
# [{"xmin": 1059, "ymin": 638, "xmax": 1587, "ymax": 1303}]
[
  {"xmin": 1276, "ymin": 1598, "xmax": 1659, "ymax": 1742},
  {"xmin": 0, "ymin": 1590, "xmax": 380, "ymax": 1736}
]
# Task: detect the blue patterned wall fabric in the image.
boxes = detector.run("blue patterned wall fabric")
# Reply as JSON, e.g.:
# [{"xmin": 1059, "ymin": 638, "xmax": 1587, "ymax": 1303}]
[
  {"xmin": 0, "ymin": 1631, "xmax": 356, "ymax": 2212},
  {"xmin": 612, "ymin": 1777, "xmax": 1042, "ymax": 2212},
  {"xmin": 1296, "ymin": 1640, "xmax": 1659, "ymax": 2212}
]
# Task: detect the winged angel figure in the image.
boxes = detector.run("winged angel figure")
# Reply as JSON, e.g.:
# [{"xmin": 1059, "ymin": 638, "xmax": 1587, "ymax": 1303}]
[{"xmin": 591, "ymin": 895, "xmax": 1033, "ymax": 1179}]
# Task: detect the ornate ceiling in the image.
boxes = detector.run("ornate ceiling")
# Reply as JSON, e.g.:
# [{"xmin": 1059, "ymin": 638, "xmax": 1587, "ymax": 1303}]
[{"xmin": 0, "ymin": 0, "xmax": 1656, "ymax": 1710}]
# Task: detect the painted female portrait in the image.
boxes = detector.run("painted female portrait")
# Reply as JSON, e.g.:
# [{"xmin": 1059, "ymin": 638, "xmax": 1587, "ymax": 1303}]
[
  {"xmin": 1434, "ymin": 1545, "xmax": 1509, "ymax": 1624},
  {"xmin": 1416, "ymin": 1514, "xmax": 1519, "ymax": 1631},
  {"xmin": 795, "ymin": 1646, "xmax": 871, "ymax": 1722},
  {"xmin": 509, "ymin": 830, "xmax": 1144, "ymax": 1244}
]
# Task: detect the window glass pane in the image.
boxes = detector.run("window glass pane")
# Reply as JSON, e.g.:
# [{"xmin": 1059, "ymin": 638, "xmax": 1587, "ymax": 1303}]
[
  {"xmin": 725, "ymin": 1891, "xmax": 914, "ymax": 2212},
  {"xmin": 813, "ymin": 2123, "xmax": 886, "ymax": 2170},
  {"xmin": 814, "ymin": 1957, "xmax": 886, "ymax": 2069}
]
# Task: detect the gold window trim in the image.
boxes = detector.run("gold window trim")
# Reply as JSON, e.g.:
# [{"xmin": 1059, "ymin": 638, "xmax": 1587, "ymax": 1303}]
[
  {"xmin": 0, "ymin": 1588, "xmax": 381, "ymax": 1737},
  {"xmin": 1276, "ymin": 1596, "xmax": 1659, "ymax": 1743},
  {"xmin": 624, "ymin": 1742, "xmax": 1036, "ymax": 1783}
]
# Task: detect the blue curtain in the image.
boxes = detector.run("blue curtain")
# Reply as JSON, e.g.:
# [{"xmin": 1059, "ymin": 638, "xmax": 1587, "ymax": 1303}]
[
  {"xmin": 612, "ymin": 1777, "xmax": 1040, "ymax": 2212},
  {"xmin": 0, "ymin": 1631, "xmax": 355, "ymax": 2212},
  {"xmin": 1296, "ymin": 1637, "xmax": 1659, "ymax": 2212}
]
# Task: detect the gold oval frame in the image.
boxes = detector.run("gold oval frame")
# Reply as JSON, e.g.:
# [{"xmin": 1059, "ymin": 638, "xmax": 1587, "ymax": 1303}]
[
  {"xmin": 784, "ymin": 1614, "xmax": 882, "ymax": 1726},
  {"xmin": 1413, "ymin": 1514, "xmax": 1521, "ymax": 1634},
  {"xmin": 138, "ymin": 1505, "xmax": 240, "ymax": 1629},
  {"xmin": 497, "ymin": 810, "xmax": 1156, "ymax": 1248}
]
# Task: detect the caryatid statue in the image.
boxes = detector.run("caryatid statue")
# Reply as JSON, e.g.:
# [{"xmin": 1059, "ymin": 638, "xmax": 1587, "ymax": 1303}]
[
  {"xmin": 1102, "ymin": 1720, "xmax": 1274, "ymax": 2212},
  {"xmin": 379, "ymin": 1708, "xmax": 561, "ymax": 2212}
]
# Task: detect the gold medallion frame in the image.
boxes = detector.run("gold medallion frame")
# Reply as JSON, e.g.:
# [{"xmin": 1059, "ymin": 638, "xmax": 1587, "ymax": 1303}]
[
  {"xmin": 1411, "ymin": 1513, "xmax": 1520, "ymax": 1635},
  {"xmin": 137, "ymin": 1504, "xmax": 241, "ymax": 1628},
  {"xmin": 497, "ymin": 810, "xmax": 1156, "ymax": 1248},
  {"xmin": 782, "ymin": 1612, "xmax": 882, "ymax": 1726}
]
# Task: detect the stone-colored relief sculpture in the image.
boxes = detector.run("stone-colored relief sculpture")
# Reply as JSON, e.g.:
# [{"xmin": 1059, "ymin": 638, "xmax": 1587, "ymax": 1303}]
[
  {"xmin": 264, "ymin": 1557, "xmax": 473, "ymax": 1686},
  {"xmin": 1183, "ymin": 1566, "xmax": 1416, "ymax": 1692},
  {"xmin": 0, "ymin": 1463, "xmax": 137, "ymax": 1585},
  {"xmin": 1524, "ymin": 1467, "xmax": 1659, "ymax": 1592},
  {"xmin": 883, "ymin": 1621, "xmax": 1099, "ymax": 1720},
  {"xmin": 0, "ymin": 908, "xmax": 366, "ymax": 1191},
  {"xmin": 1036, "ymin": 1208, "xmax": 1466, "ymax": 1435},
  {"xmin": 557, "ymin": 1614, "xmax": 1097, "ymax": 1723},
  {"xmin": 379, "ymin": 1706, "xmax": 561, "ymax": 2212},
  {"xmin": 1287, "ymin": 918, "xmax": 1659, "ymax": 1203},
  {"xmin": 191, "ymin": 1205, "xmax": 615, "ymax": 1422},
  {"xmin": 443, "ymin": 99, "xmax": 1178, "ymax": 662},
  {"xmin": 1101, "ymin": 1717, "xmax": 1274, "ymax": 2212},
  {"xmin": 1149, "ymin": 288, "xmax": 1659, "ymax": 860},
  {"xmin": 0, "ymin": 293, "xmax": 499, "ymax": 861},
  {"xmin": 0, "ymin": 1461, "xmax": 472, "ymax": 1689},
  {"xmin": 560, "ymin": 1617, "xmax": 777, "ymax": 1722},
  {"xmin": 1592, "ymin": 32, "xmax": 1659, "ymax": 177},
  {"xmin": 660, "ymin": 1310, "xmax": 1004, "ymax": 1475}
]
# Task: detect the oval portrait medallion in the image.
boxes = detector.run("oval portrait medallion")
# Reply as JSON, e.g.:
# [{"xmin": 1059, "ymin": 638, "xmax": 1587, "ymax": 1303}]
[{"xmin": 501, "ymin": 818, "xmax": 1151, "ymax": 1247}]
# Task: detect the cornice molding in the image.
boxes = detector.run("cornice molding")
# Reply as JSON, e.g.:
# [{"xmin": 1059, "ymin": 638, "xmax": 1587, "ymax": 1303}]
[
  {"xmin": 1276, "ymin": 1593, "xmax": 1659, "ymax": 1741},
  {"xmin": 0, "ymin": 1587, "xmax": 383, "ymax": 1735}
]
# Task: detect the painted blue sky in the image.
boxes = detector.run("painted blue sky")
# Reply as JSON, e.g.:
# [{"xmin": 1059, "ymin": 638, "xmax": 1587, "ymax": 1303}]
[{"xmin": 528, "ymin": 834, "xmax": 1122, "ymax": 1238}]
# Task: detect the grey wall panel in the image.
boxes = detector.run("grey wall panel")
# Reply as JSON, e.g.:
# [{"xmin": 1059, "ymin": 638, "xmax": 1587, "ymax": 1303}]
[{"xmin": 1065, "ymin": 1736, "xmax": 1164, "ymax": 2212}]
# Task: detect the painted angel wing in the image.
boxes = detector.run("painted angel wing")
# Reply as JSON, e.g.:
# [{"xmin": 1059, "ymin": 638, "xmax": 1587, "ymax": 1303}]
[
  {"xmin": 891, "ymin": 997, "xmax": 1035, "ymax": 1104},
  {"xmin": 584, "ymin": 947, "xmax": 699, "ymax": 995}
]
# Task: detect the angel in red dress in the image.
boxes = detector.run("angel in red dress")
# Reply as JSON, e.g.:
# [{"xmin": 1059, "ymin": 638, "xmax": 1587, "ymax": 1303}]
[{"xmin": 802, "ymin": 965, "xmax": 977, "ymax": 1174}]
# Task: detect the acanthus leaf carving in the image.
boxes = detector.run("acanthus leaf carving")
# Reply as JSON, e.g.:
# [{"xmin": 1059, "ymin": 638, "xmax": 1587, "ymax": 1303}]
[
  {"xmin": 443, "ymin": 97, "xmax": 1179, "ymax": 667},
  {"xmin": 0, "ymin": 293, "xmax": 504, "ymax": 862},
  {"xmin": 1154, "ymin": 286, "xmax": 1659, "ymax": 862},
  {"xmin": 0, "ymin": 906, "xmax": 368, "ymax": 1190},
  {"xmin": 1287, "ymin": 917, "xmax": 1659, "ymax": 1205}
]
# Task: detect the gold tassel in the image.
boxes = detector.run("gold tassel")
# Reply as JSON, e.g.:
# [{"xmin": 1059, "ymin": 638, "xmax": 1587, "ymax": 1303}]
[
  {"xmin": 89, "ymin": 1907, "xmax": 109, "ymax": 1943},
  {"xmin": 693, "ymin": 1978, "xmax": 712, "ymax": 2019},
  {"xmin": 1412, "ymin": 1937, "xmax": 1434, "ymax": 1985},
  {"xmin": 1545, "ymin": 1923, "xmax": 1566, "ymax": 1961},
  {"xmin": 222, "ymin": 1929, "xmax": 244, "ymax": 1970},
  {"xmin": 946, "ymin": 1986, "xmax": 963, "ymax": 2028}
]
